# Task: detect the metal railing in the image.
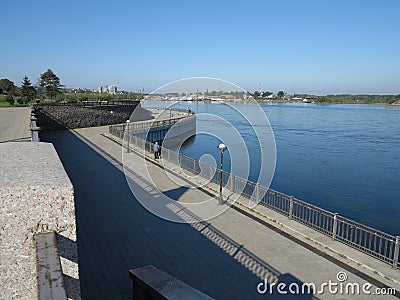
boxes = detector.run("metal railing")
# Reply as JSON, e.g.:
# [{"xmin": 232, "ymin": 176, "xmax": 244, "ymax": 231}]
[
  {"xmin": 110, "ymin": 121, "xmax": 400, "ymax": 270},
  {"xmin": 109, "ymin": 113, "xmax": 195, "ymax": 134},
  {"xmin": 81, "ymin": 99, "xmax": 139, "ymax": 107},
  {"xmin": 35, "ymin": 100, "xmax": 140, "ymax": 107}
]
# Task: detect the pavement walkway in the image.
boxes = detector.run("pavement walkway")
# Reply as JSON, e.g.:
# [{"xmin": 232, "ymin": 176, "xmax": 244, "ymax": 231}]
[
  {"xmin": 0, "ymin": 107, "xmax": 31, "ymax": 142},
  {"xmin": 41, "ymin": 126, "xmax": 399, "ymax": 300}
]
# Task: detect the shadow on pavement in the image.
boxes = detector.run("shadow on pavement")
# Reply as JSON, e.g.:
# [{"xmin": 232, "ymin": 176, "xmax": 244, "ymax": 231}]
[
  {"xmin": 162, "ymin": 186, "xmax": 190, "ymax": 201},
  {"xmin": 41, "ymin": 129, "xmax": 317, "ymax": 300}
]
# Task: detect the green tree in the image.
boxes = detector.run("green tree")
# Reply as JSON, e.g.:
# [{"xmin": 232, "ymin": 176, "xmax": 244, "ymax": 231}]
[
  {"xmin": 5, "ymin": 95, "xmax": 14, "ymax": 105},
  {"xmin": 262, "ymin": 91, "xmax": 273, "ymax": 97},
  {"xmin": 253, "ymin": 91, "xmax": 261, "ymax": 97},
  {"xmin": 277, "ymin": 90, "xmax": 285, "ymax": 98},
  {"xmin": 0, "ymin": 78, "xmax": 16, "ymax": 95},
  {"xmin": 39, "ymin": 69, "xmax": 63, "ymax": 99},
  {"xmin": 21, "ymin": 76, "xmax": 36, "ymax": 103}
]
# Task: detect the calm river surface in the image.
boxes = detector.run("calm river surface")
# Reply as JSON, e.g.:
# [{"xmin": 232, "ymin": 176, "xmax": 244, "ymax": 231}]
[{"xmin": 144, "ymin": 102, "xmax": 400, "ymax": 235}]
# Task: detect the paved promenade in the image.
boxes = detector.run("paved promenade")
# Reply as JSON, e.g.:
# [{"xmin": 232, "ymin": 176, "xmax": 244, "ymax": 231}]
[
  {"xmin": 41, "ymin": 126, "xmax": 399, "ymax": 299},
  {"xmin": 0, "ymin": 107, "xmax": 31, "ymax": 142}
]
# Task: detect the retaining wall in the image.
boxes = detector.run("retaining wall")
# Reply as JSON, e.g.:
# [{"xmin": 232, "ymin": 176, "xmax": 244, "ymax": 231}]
[{"xmin": 32, "ymin": 102, "xmax": 152, "ymax": 130}]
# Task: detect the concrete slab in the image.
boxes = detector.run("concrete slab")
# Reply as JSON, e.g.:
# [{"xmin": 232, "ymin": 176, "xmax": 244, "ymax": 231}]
[
  {"xmin": 129, "ymin": 265, "xmax": 214, "ymax": 299},
  {"xmin": 0, "ymin": 142, "xmax": 79, "ymax": 300}
]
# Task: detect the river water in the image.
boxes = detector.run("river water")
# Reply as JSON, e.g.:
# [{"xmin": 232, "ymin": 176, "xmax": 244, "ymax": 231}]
[{"xmin": 143, "ymin": 101, "xmax": 400, "ymax": 235}]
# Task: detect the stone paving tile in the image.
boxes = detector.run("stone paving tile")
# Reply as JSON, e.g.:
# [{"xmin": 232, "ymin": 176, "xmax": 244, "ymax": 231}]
[
  {"xmin": 41, "ymin": 127, "xmax": 399, "ymax": 300},
  {"xmin": 42, "ymin": 130, "xmax": 266, "ymax": 300}
]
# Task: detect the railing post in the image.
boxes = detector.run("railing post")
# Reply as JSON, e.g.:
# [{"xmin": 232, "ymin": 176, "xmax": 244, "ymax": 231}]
[
  {"xmin": 393, "ymin": 236, "xmax": 400, "ymax": 269},
  {"xmin": 288, "ymin": 196, "xmax": 294, "ymax": 220},
  {"xmin": 230, "ymin": 173, "xmax": 235, "ymax": 192},
  {"xmin": 332, "ymin": 213, "xmax": 338, "ymax": 240},
  {"xmin": 126, "ymin": 122, "xmax": 130, "ymax": 153},
  {"xmin": 165, "ymin": 149, "xmax": 171, "ymax": 162},
  {"xmin": 255, "ymin": 183, "xmax": 260, "ymax": 203}
]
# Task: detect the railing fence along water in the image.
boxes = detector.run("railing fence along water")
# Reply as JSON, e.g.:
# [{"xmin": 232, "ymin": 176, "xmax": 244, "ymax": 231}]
[
  {"xmin": 110, "ymin": 115, "xmax": 194, "ymax": 136},
  {"xmin": 36, "ymin": 99, "xmax": 140, "ymax": 107},
  {"xmin": 109, "ymin": 118, "xmax": 400, "ymax": 270}
]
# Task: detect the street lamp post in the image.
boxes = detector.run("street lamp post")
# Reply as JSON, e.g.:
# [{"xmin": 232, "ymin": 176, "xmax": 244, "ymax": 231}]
[
  {"xmin": 126, "ymin": 120, "xmax": 130, "ymax": 152},
  {"xmin": 217, "ymin": 143, "xmax": 227, "ymax": 205}
]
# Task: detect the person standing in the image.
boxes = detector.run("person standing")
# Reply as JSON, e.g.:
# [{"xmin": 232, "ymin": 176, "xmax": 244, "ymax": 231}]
[{"xmin": 153, "ymin": 142, "xmax": 160, "ymax": 159}]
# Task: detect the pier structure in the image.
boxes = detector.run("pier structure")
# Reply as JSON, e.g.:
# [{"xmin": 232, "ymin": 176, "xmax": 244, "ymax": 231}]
[{"xmin": 112, "ymin": 107, "xmax": 196, "ymax": 144}]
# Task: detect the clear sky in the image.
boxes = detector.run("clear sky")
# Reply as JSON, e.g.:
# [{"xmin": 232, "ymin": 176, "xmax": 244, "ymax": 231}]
[{"xmin": 1, "ymin": 0, "xmax": 399, "ymax": 95}]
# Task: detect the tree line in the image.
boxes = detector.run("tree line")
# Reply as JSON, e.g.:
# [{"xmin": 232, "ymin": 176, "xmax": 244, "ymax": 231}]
[
  {"xmin": 0, "ymin": 69, "xmax": 143, "ymax": 106},
  {"xmin": 0, "ymin": 69, "xmax": 64, "ymax": 105},
  {"xmin": 294, "ymin": 94, "xmax": 400, "ymax": 104},
  {"xmin": 250, "ymin": 90, "xmax": 286, "ymax": 98}
]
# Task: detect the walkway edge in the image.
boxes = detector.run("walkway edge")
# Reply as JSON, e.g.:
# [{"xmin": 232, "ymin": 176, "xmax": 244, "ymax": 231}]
[
  {"xmin": 101, "ymin": 132, "xmax": 400, "ymax": 293},
  {"xmin": 232, "ymin": 201, "xmax": 400, "ymax": 288}
]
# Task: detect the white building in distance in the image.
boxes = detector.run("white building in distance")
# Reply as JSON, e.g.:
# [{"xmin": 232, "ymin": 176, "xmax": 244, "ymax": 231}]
[{"xmin": 98, "ymin": 85, "xmax": 117, "ymax": 94}]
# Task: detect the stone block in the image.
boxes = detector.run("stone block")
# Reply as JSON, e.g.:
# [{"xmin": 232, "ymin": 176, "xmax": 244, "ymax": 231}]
[{"xmin": 0, "ymin": 142, "xmax": 79, "ymax": 300}]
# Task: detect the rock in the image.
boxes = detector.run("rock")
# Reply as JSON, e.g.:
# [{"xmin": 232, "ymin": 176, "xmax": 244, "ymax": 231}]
[{"xmin": 32, "ymin": 102, "xmax": 153, "ymax": 130}]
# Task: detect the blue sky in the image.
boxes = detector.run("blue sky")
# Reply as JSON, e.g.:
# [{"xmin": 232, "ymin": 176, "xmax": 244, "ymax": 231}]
[{"xmin": 1, "ymin": 0, "xmax": 399, "ymax": 94}]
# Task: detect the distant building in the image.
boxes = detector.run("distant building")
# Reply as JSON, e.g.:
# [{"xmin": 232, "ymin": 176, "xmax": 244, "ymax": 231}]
[
  {"xmin": 98, "ymin": 85, "xmax": 117, "ymax": 94},
  {"xmin": 69, "ymin": 87, "xmax": 92, "ymax": 93},
  {"xmin": 108, "ymin": 85, "xmax": 117, "ymax": 94}
]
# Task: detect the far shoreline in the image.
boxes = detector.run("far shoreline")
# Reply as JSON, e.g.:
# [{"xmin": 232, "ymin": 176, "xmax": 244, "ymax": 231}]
[{"xmin": 255, "ymin": 100, "xmax": 400, "ymax": 106}]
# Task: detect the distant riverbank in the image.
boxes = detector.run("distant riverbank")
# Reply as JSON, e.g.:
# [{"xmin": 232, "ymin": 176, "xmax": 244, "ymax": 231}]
[
  {"xmin": 170, "ymin": 102, "xmax": 400, "ymax": 235},
  {"xmin": 255, "ymin": 100, "xmax": 400, "ymax": 106},
  {"xmin": 255, "ymin": 94, "xmax": 400, "ymax": 105}
]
